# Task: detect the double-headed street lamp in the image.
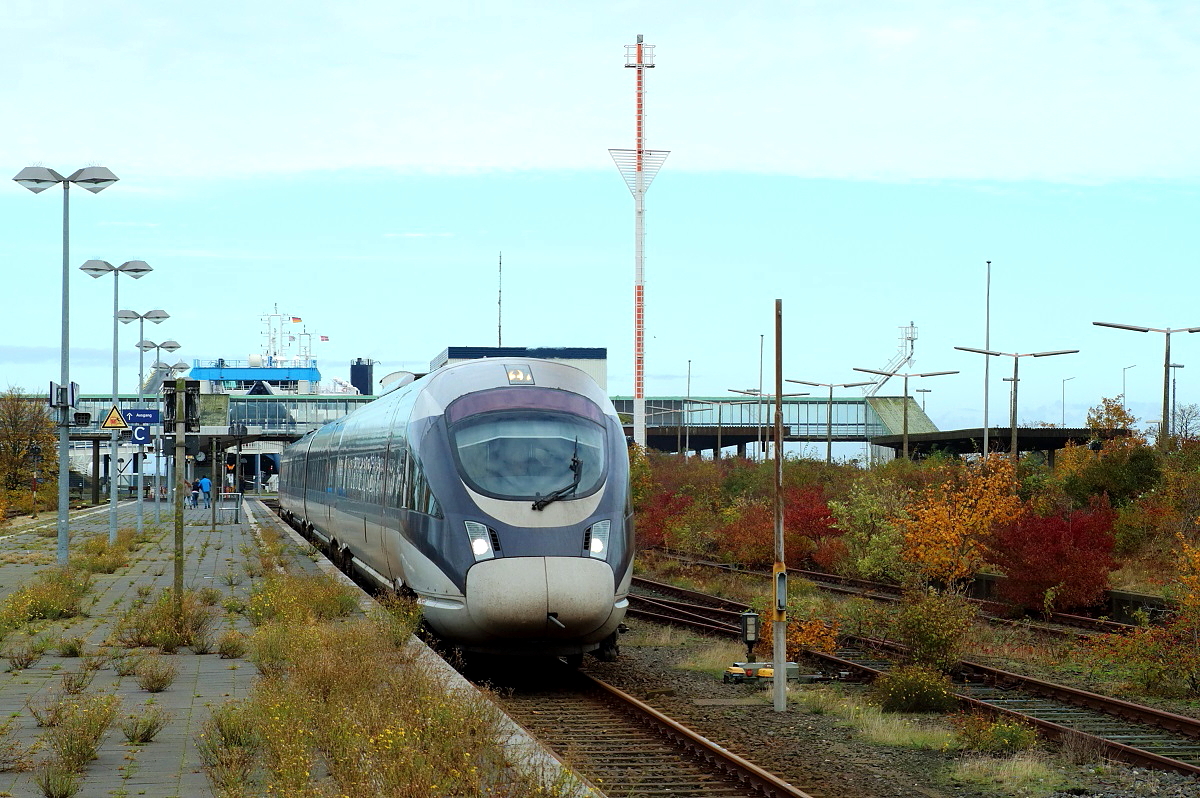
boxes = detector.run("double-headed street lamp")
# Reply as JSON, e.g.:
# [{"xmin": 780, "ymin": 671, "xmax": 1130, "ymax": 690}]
[
  {"xmin": 853, "ymin": 368, "xmax": 958, "ymax": 460},
  {"xmin": 82, "ymin": 260, "xmax": 153, "ymax": 543},
  {"xmin": 13, "ymin": 166, "xmax": 119, "ymax": 565},
  {"xmin": 786, "ymin": 379, "xmax": 872, "ymax": 463},
  {"xmin": 119, "ymin": 309, "xmax": 169, "ymax": 539},
  {"xmin": 955, "ymin": 347, "xmax": 1078, "ymax": 463},
  {"xmin": 1094, "ymin": 322, "xmax": 1200, "ymax": 445}
]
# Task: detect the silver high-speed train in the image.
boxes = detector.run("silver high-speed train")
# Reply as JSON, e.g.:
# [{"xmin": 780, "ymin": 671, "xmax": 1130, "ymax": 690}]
[{"xmin": 278, "ymin": 358, "xmax": 633, "ymax": 661}]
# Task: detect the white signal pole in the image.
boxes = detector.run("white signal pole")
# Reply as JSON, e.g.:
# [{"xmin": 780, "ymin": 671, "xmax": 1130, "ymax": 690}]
[{"xmin": 611, "ymin": 35, "xmax": 669, "ymax": 448}]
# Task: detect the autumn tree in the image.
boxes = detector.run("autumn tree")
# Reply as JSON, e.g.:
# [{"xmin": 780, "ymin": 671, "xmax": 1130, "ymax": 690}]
[
  {"xmin": 897, "ymin": 457, "xmax": 1023, "ymax": 591},
  {"xmin": 1056, "ymin": 398, "xmax": 1160, "ymax": 508},
  {"xmin": 0, "ymin": 388, "xmax": 56, "ymax": 516}
]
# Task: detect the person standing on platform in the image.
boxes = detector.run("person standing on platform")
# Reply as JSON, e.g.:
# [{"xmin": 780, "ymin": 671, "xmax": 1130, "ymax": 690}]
[
  {"xmin": 198, "ymin": 475, "xmax": 212, "ymax": 508},
  {"xmin": 190, "ymin": 480, "xmax": 200, "ymax": 509}
]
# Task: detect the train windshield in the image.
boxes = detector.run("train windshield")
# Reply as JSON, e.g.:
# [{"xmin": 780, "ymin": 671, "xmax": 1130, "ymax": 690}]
[{"xmin": 449, "ymin": 410, "xmax": 606, "ymax": 501}]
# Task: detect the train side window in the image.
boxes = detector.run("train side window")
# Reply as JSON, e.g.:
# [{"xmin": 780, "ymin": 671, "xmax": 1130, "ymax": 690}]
[{"xmin": 404, "ymin": 446, "xmax": 417, "ymax": 509}]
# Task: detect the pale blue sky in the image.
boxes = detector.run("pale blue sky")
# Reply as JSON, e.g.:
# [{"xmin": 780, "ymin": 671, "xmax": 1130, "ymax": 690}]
[{"xmin": 4, "ymin": 1, "xmax": 1200, "ymax": 437}]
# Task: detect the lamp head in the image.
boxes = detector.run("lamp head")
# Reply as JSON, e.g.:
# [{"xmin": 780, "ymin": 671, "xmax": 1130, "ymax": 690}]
[
  {"xmin": 118, "ymin": 260, "xmax": 152, "ymax": 278},
  {"xmin": 67, "ymin": 167, "xmax": 119, "ymax": 193},
  {"xmin": 12, "ymin": 167, "xmax": 65, "ymax": 193},
  {"xmin": 80, "ymin": 259, "xmax": 115, "ymax": 278}
]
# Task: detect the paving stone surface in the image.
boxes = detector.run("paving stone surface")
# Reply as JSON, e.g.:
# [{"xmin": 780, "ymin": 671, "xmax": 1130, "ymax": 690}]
[{"xmin": 0, "ymin": 497, "xmax": 270, "ymax": 798}]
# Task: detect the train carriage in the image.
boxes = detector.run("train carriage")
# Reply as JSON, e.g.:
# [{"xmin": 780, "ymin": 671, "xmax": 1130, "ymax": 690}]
[{"xmin": 279, "ymin": 358, "xmax": 633, "ymax": 660}]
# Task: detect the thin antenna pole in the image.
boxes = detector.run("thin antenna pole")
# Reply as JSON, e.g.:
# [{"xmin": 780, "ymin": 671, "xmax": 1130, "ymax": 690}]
[{"xmin": 498, "ymin": 252, "xmax": 502, "ymax": 347}]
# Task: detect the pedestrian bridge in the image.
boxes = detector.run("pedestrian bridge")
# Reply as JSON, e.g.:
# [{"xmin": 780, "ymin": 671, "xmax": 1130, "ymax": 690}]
[{"xmin": 68, "ymin": 392, "xmax": 932, "ymax": 457}]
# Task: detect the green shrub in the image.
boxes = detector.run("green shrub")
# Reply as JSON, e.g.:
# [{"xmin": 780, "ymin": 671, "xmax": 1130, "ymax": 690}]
[
  {"xmin": 950, "ymin": 711, "xmax": 1039, "ymax": 753},
  {"xmin": 893, "ymin": 591, "xmax": 976, "ymax": 670},
  {"xmin": 869, "ymin": 665, "xmax": 959, "ymax": 713}
]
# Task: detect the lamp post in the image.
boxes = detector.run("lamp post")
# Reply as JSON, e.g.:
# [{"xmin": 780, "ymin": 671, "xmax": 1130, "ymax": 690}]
[
  {"xmin": 1094, "ymin": 322, "xmax": 1200, "ymax": 445},
  {"xmin": 119, "ymin": 310, "xmax": 169, "ymax": 539},
  {"xmin": 1122, "ymin": 364, "xmax": 1137, "ymax": 415},
  {"xmin": 139, "ymin": 342, "xmax": 183, "ymax": 521},
  {"xmin": 81, "ymin": 260, "xmax": 153, "ymax": 543},
  {"xmin": 852, "ymin": 368, "xmax": 958, "ymax": 460},
  {"xmin": 685, "ymin": 360, "xmax": 691, "ymax": 456},
  {"xmin": 786, "ymin": 379, "xmax": 872, "ymax": 463},
  {"xmin": 1061, "ymin": 377, "xmax": 1075, "ymax": 427},
  {"xmin": 1171, "ymin": 363, "xmax": 1185, "ymax": 435},
  {"xmin": 13, "ymin": 166, "xmax": 118, "ymax": 564},
  {"xmin": 955, "ymin": 347, "xmax": 1078, "ymax": 463},
  {"xmin": 28, "ymin": 445, "xmax": 42, "ymax": 518}
]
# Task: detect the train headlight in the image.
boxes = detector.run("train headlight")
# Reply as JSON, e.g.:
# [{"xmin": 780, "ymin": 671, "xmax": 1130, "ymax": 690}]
[
  {"xmin": 465, "ymin": 521, "xmax": 495, "ymax": 561},
  {"xmin": 585, "ymin": 520, "xmax": 610, "ymax": 559}
]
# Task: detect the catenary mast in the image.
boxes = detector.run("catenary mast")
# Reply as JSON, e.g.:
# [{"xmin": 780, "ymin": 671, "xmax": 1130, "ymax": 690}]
[{"xmin": 610, "ymin": 35, "xmax": 669, "ymax": 448}]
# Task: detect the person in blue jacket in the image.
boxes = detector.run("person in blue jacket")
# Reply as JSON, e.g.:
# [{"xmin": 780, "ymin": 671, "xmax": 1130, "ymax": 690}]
[{"xmin": 198, "ymin": 475, "xmax": 212, "ymax": 508}]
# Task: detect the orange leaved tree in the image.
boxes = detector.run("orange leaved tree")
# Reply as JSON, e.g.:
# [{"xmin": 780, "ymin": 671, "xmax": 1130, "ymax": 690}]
[{"xmin": 897, "ymin": 457, "xmax": 1023, "ymax": 592}]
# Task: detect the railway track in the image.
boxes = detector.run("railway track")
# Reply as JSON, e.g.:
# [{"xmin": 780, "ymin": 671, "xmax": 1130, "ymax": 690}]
[
  {"xmin": 629, "ymin": 581, "xmax": 1200, "ymax": 779},
  {"xmin": 492, "ymin": 667, "xmax": 816, "ymax": 798},
  {"xmin": 644, "ymin": 552, "xmax": 1138, "ymax": 638}
]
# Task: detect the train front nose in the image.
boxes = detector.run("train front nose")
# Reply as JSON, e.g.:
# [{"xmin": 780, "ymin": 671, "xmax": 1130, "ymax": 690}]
[{"xmin": 465, "ymin": 557, "xmax": 616, "ymax": 638}]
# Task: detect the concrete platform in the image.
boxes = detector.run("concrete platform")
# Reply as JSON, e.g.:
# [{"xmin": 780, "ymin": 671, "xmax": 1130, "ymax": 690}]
[{"xmin": 0, "ymin": 498, "xmax": 592, "ymax": 797}]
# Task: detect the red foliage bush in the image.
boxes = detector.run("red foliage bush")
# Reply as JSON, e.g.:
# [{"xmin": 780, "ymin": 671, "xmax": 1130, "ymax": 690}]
[
  {"xmin": 988, "ymin": 498, "xmax": 1117, "ymax": 613},
  {"xmin": 636, "ymin": 491, "xmax": 692, "ymax": 550},
  {"xmin": 784, "ymin": 486, "xmax": 841, "ymax": 569},
  {"xmin": 715, "ymin": 502, "xmax": 774, "ymax": 566}
]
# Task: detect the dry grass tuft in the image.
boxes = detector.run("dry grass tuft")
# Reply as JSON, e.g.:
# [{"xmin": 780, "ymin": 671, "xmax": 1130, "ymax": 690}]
[{"xmin": 951, "ymin": 751, "xmax": 1064, "ymax": 793}]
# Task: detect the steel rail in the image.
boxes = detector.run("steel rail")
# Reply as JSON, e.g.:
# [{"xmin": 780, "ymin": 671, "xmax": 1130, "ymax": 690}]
[
  {"xmin": 628, "ymin": 586, "xmax": 1200, "ymax": 779},
  {"xmin": 583, "ymin": 672, "xmax": 817, "ymax": 798}
]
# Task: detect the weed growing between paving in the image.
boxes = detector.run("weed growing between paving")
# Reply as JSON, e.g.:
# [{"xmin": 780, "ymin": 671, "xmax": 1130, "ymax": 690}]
[
  {"xmin": 0, "ymin": 715, "xmax": 31, "ymax": 771},
  {"xmin": 134, "ymin": 655, "xmax": 178, "ymax": 692},
  {"xmin": 0, "ymin": 567, "xmax": 92, "ymax": 634},
  {"xmin": 112, "ymin": 588, "xmax": 218, "ymax": 652},
  {"xmin": 120, "ymin": 705, "xmax": 172, "ymax": 744},
  {"xmin": 42, "ymin": 692, "xmax": 120, "ymax": 771},
  {"xmin": 199, "ymin": 583, "xmax": 570, "ymax": 797}
]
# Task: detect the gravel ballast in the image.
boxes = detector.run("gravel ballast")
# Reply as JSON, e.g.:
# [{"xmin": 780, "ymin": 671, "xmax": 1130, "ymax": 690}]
[{"xmin": 581, "ymin": 633, "xmax": 1200, "ymax": 798}]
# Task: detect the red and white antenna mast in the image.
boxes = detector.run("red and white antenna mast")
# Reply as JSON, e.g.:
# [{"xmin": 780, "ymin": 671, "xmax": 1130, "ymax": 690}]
[{"xmin": 611, "ymin": 34, "xmax": 669, "ymax": 448}]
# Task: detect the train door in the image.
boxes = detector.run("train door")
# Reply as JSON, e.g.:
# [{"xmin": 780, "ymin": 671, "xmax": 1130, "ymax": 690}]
[
  {"xmin": 375, "ymin": 401, "xmax": 406, "ymax": 586},
  {"xmin": 357, "ymin": 402, "xmax": 396, "ymax": 576}
]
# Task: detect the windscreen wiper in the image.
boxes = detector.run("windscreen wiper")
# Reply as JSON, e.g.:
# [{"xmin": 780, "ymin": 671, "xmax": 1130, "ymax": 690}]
[{"xmin": 532, "ymin": 439, "xmax": 582, "ymax": 511}]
